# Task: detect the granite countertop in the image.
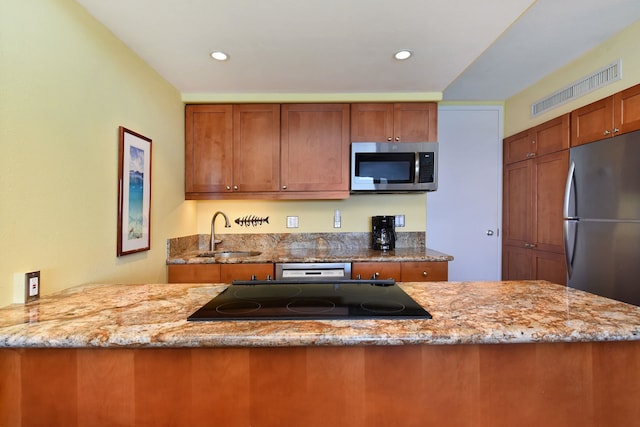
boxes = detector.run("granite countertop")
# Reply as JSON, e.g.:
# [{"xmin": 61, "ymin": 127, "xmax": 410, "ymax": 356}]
[
  {"xmin": 1, "ymin": 281, "xmax": 639, "ymax": 348},
  {"xmin": 166, "ymin": 232, "xmax": 454, "ymax": 264}
]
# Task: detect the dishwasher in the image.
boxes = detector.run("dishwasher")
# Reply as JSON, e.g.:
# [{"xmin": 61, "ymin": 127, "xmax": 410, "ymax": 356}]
[{"xmin": 275, "ymin": 262, "xmax": 352, "ymax": 282}]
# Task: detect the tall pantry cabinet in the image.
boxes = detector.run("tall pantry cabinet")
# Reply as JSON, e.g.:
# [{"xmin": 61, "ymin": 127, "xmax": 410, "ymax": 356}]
[{"xmin": 502, "ymin": 114, "xmax": 570, "ymax": 284}]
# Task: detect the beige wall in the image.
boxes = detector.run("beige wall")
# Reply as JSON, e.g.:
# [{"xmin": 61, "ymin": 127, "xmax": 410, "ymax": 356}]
[
  {"xmin": 505, "ymin": 20, "xmax": 640, "ymax": 136},
  {"xmin": 196, "ymin": 194, "xmax": 428, "ymax": 235},
  {"xmin": 0, "ymin": 0, "xmax": 193, "ymax": 306}
]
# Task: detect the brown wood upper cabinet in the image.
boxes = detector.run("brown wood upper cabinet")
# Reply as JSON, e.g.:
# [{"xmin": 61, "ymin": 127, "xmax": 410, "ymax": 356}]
[
  {"xmin": 185, "ymin": 103, "xmax": 350, "ymax": 200},
  {"xmin": 280, "ymin": 104, "xmax": 350, "ymax": 195},
  {"xmin": 185, "ymin": 104, "xmax": 234, "ymax": 194},
  {"xmin": 185, "ymin": 104, "xmax": 280, "ymax": 196},
  {"xmin": 350, "ymin": 103, "xmax": 437, "ymax": 142},
  {"xmin": 503, "ymin": 114, "xmax": 570, "ymax": 164},
  {"xmin": 571, "ymin": 83, "xmax": 640, "ymax": 147}
]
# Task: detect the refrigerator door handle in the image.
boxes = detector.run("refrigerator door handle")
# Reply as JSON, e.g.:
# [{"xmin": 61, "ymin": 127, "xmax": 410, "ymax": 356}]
[
  {"xmin": 563, "ymin": 219, "xmax": 576, "ymax": 278},
  {"xmin": 563, "ymin": 161, "xmax": 577, "ymax": 278},
  {"xmin": 563, "ymin": 161, "xmax": 576, "ymax": 220}
]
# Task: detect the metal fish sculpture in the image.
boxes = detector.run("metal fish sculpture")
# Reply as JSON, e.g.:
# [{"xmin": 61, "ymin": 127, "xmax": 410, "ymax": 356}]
[{"xmin": 234, "ymin": 215, "xmax": 270, "ymax": 227}]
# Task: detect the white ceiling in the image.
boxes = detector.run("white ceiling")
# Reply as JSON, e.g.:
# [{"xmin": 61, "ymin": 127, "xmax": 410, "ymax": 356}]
[{"xmin": 74, "ymin": 0, "xmax": 640, "ymax": 101}]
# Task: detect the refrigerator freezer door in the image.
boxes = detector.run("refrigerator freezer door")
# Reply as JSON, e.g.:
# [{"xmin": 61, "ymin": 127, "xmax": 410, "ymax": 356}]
[
  {"xmin": 567, "ymin": 220, "xmax": 640, "ymax": 306},
  {"xmin": 570, "ymin": 130, "xmax": 640, "ymax": 220}
]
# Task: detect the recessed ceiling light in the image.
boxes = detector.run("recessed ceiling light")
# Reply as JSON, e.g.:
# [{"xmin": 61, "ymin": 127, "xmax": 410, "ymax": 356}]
[
  {"xmin": 210, "ymin": 51, "xmax": 229, "ymax": 61},
  {"xmin": 394, "ymin": 50, "xmax": 413, "ymax": 60}
]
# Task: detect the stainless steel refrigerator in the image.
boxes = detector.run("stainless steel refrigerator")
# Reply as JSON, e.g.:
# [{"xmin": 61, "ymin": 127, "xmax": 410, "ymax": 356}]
[{"xmin": 564, "ymin": 129, "xmax": 640, "ymax": 306}]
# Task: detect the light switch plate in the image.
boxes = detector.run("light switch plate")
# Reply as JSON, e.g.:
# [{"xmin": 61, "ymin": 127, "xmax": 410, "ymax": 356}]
[{"xmin": 286, "ymin": 216, "xmax": 299, "ymax": 228}]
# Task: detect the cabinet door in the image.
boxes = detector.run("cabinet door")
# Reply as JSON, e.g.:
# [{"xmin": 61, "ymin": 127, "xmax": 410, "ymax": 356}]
[
  {"xmin": 233, "ymin": 104, "xmax": 280, "ymax": 192},
  {"xmin": 220, "ymin": 263, "xmax": 274, "ymax": 282},
  {"xmin": 504, "ymin": 129, "xmax": 534, "ymax": 164},
  {"xmin": 167, "ymin": 264, "xmax": 221, "ymax": 283},
  {"xmin": 571, "ymin": 97, "xmax": 614, "ymax": 147},
  {"xmin": 350, "ymin": 103, "xmax": 394, "ymax": 142},
  {"xmin": 400, "ymin": 262, "xmax": 448, "ymax": 282},
  {"xmin": 280, "ymin": 104, "xmax": 350, "ymax": 193},
  {"xmin": 614, "ymin": 83, "xmax": 640, "ymax": 135},
  {"xmin": 534, "ymin": 250, "xmax": 566, "ymax": 285},
  {"xmin": 503, "ymin": 160, "xmax": 533, "ymax": 248},
  {"xmin": 393, "ymin": 103, "xmax": 437, "ymax": 142},
  {"xmin": 534, "ymin": 151, "xmax": 569, "ymax": 254},
  {"xmin": 351, "ymin": 262, "xmax": 401, "ymax": 281},
  {"xmin": 185, "ymin": 105, "xmax": 233, "ymax": 194},
  {"xmin": 502, "ymin": 245, "xmax": 534, "ymax": 280},
  {"xmin": 534, "ymin": 114, "xmax": 570, "ymax": 156}
]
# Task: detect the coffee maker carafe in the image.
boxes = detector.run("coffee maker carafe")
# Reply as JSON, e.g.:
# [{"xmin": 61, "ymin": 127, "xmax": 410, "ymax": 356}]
[{"xmin": 371, "ymin": 216, "xmax": 396, "ymax": 251}]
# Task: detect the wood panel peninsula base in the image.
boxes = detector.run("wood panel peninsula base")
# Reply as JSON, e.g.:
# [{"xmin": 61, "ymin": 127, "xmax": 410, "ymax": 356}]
[
  {"xmin": 1, "ymin": 281, "xmax": 639, "ymax": 426},
  {"xmin": 2, "ymin": 342, "xmax": 639, "ymax": 427}
]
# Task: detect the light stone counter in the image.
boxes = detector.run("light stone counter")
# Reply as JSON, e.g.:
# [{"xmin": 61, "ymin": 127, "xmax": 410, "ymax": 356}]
[
  {"xmin": 166, "ymin": 232, "xmax": 454, "ymax": 264},
  {"xmin": 1, "ymin": 280, "xmax": 639, "ymax": 348}
]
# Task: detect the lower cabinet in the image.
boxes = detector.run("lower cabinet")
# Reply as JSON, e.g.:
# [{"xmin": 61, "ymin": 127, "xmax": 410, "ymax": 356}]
[
  {"xmin": 220, "ymin": 263, "xmax": 274, "ymax": 282},
  {"xmin": 167, "ymin": 263, "xmax": 274, "ymax": 283},
  {"xmin": 502, "ymin": 246, "xmax": 566, "ymax": 285},
  {"xmin": 169, "ymin": 262, "xmax": 448, "ymax": 284},
  {"xmin": 167, "ymin": 264, "xmax": 221, "ymax": 283},
  {"xmin": 352, "ymin": 261, "xmax": 448, "ymax": 282}
]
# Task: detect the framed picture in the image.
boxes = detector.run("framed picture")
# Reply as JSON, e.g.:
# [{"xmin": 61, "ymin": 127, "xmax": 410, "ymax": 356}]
[{"xmin": 117, "ymin": 126, "xmax": 152, "ymax": 256}]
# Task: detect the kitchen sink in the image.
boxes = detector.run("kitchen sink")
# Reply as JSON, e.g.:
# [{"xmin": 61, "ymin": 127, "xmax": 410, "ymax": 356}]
[{"xmin": 196, "ymin": 250, "xmax": 262, "ymax": 258}]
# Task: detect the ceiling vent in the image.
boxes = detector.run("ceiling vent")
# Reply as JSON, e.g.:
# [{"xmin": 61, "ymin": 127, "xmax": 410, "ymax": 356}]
[{"xmin": 531, "ymin": 59, "xmax": 621, "ymax": 117}]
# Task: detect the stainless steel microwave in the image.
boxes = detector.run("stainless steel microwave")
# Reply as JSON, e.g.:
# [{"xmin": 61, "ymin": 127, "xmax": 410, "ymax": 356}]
[{"xmin": 350, "ymin": 142, "xmax": 438, "ymax": 193}]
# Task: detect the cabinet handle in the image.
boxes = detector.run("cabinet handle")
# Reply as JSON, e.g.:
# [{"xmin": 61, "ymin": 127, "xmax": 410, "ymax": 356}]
[
  {"xmin": 526, "ymin": 152, "xmax": 536, "ymax": 158},
  {"xmin": 225, "ymin": 185, "xmax": 231, "ymax": 190},
  {"xmin": 233, "ymin": 185, "xmax": 238, "ymax": 190},
  {"xmin": 387, "ymin": 137, "xmax": 392, "ymax": 141},
  {"xmin": 531, "ymin": 140, "xmax": 536, "ymax": 144},
  {"xmin": 422, "ymin": 271, "xmax": 428, "ymax": 277},
  {"xmin": 613, "ymin": 127, "xmax": 620, "ymax": 133},
  {"xmin": 395, "ymin": 136, "xmax": 400, "ymax": 141},
  {"xmin": 282, "ymin": 185, "xmax": 287, "ymax": 190},
  {"xmin": 355, "ymin": 274, "xmax": 361, "ymax": 279},
  {"xmin": 603, "ymin": 129, "xmax": 611, "ymax": 135},
  {"xmin": 372, "ymin": 272, "xmax": 380, "ymax": 279}
]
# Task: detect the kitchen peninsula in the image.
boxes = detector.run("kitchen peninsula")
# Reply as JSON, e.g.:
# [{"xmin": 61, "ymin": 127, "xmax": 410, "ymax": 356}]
[{"xmin": 1, "ymin": 280, "xmax": 639, "ymax": 426}]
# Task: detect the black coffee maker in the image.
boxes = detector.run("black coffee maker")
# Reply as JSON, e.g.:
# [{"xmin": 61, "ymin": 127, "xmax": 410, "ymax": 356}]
[{"xmin": 371, "ymin": 216, "xmax": 396, "ymax": 251}]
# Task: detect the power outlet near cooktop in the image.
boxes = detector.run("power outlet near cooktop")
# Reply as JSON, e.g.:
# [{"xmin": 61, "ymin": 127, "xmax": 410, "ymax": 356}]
[{"xmin": 25, "ymin": 271, "xmax": 40, "ymax": 303}]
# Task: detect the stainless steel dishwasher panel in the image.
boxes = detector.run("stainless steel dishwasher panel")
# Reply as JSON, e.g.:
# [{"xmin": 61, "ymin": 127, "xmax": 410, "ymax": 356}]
[{"xmin": 275, "ymin": 262, "xmax": 352, "ymax": 281}]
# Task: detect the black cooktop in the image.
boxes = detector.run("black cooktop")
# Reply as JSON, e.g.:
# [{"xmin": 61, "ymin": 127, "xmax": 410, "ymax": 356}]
[{"xmin": 187, "ymin": 279, "xmax": 432, "ymax": 321}]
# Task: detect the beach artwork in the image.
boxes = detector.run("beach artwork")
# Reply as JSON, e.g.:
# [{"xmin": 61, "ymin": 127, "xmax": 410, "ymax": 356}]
[
  {"xmin": 127, "ymin": 145, "xmax": 144, "ymax": 240},
  {"xmin": 117, "ymin": 127, "xmax": 151, "ymax": 256}
]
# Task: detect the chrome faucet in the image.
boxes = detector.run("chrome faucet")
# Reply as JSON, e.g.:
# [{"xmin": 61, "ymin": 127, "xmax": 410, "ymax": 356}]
[{"xmin": 210, "ymin": 211, "xmax": 231, "ymax": 251}]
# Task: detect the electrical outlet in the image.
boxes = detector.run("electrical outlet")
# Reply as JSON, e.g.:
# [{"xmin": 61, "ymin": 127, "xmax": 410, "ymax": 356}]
[
  {"xmin": 395, "ymin": 215, "xmax": 405, "ymax": 228},
  {"xmin": 286, "ymin": 216, "xmax": 299, "ymax": 228},
  {"xmin": 25, "ymin": 271, "xmax": 40, "ymax": 303}
]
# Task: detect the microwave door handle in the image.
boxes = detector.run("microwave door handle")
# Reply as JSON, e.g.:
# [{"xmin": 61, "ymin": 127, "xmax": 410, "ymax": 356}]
[{"xmin": 414, "ymin": 154, "xmax": 420, "ymax": 183}]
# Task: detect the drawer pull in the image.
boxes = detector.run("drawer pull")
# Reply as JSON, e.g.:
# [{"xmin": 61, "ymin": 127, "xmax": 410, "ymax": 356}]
[{"xmin": 422, "ymin": 271, "xmax": 428, "ymax": 277}]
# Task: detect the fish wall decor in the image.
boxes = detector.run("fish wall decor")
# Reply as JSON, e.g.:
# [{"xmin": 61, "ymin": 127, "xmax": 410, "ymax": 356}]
[{"xmin": 234, "ymin": 215, "xmax": 270, "ymax": 227}]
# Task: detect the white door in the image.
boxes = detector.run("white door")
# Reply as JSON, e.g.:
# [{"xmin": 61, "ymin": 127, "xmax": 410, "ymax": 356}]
[{"xmin": 427, "ymin": 106, "xmax": 502, "ymax": 281}]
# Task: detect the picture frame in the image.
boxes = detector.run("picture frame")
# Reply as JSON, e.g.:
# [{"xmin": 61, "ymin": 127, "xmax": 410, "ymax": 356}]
[{"xmin": 117, "ymin": 126, "xmax": 152, "ymax": 256}]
